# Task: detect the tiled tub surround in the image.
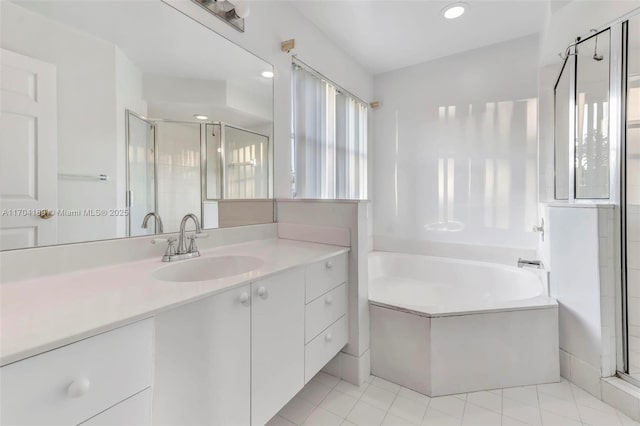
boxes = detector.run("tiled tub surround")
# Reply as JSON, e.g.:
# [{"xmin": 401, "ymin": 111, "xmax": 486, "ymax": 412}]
[
  {"xmin": 0, "ymin": 238, "xmax": 348, "ymax": 366},
  {"xmin": 368, "ymin": 251, "xmax": 559, "ymax": 396}
]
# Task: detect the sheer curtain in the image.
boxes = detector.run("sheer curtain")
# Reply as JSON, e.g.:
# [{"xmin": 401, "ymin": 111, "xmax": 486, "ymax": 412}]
[{"xmin": 292, "ymin": 61, "xmax": 368, "ymax": 199}]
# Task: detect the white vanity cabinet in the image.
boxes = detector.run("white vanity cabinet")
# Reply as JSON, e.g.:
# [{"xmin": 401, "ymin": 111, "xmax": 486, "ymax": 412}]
[
  {"xmin": 304, "ymin": 254, "xmax": 348, "ymax": 383},
  {"xmin": 153, "ymin": 284, "xmax": 252, "ymax": 426},
  {"xmin": 251, "ymin": 267, "xmax": 305, "ymax": 425},
  {"xmin": 0, "ymin": 319, "xmax": 154, "ymax": 426}
]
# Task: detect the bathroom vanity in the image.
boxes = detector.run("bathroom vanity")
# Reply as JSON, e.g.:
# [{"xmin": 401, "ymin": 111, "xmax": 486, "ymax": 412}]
[{"xmin": 0, "ymin": 239, "xmax": 348, "ymax": 425}]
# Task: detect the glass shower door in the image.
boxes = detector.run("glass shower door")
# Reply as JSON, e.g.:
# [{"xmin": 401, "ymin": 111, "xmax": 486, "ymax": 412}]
[
  {"xmin": 624, "ymin": 14, "xmax": 640, "ymax": 380},
  {"xmin": 223, "ymin": 125, "xmax": 269, "ymax": 199},
  {"xmin": 127, "ymin": 112, "xmax": 155, "ymax": 237}
]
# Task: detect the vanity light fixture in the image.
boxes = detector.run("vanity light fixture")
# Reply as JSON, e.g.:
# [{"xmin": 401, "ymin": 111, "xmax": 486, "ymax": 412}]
[
  {"xmin": 194, "ymin": 114, "xmax": 209, "ymax": 120},
  {"xmin": 191, "ymin": 0, "xmax": 249, "ymax": 32},
  {"xmin": 442, "ymin": 2, "xmax": 466, "ymax": 19},
  {"xmin": 261, "ymin": 70, "xmax": 274, "ymax": 78}
]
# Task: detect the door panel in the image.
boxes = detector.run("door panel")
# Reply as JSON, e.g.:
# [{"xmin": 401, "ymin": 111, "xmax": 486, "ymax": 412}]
[
  {"xmin": 251, "ymin": 267, "xmax": 305, "ymax": 425},
  {"xmin": 0, "ymin": 49, "xmax": 57, "ymax": 249}
]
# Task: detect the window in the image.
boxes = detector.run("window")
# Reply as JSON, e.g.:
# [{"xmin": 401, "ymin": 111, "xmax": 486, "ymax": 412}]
[{"xmin": 291, "ymin": 60, "xmax": 368, "ymax": 199}]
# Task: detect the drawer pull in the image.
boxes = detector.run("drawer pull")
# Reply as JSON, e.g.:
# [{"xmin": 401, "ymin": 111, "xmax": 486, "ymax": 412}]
[
  {"xmin": 257, "ymin": 286, "xmax": 268, "ymax": 299},
  {"xmin": 325, "ymin": 261, "xmax": 333, "ymax": 269},
  {"xmin": 325, "ymin": 295, "xmax": 333, "ymax": 305},
  {"xmin": 325, "ymin": 333, "xmax": 333, "ymax": 342},
  {"xmin": 239, "ymin": 291, "xmax": 250, "ymax": 306},
  {"xmin": 66, "ymin": 378, "xmax": 91, "ymax": 398}
]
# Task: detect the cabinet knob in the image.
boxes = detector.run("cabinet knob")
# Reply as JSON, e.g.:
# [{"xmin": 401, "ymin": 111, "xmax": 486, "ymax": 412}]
[
  {"xmin": 239, "ymin": 291, "xmax": 250, "ymax": 306},
  {"xmin": 325, "ymin": 333, "xmax": 333, "ymax": 342},
  {"xmin": 325, "ymin": 295, "xmax": 333, "ymax": 305},
  {"xmin": 257, "ymin": 286, "xmax": 268, "ymax": 299},
  {"xmin": 325, "ymin": 261, "xmax": 333, "ymax": 269},
  {"xmin": 66, "ymin": 378, "xmax": 91, "ymax": 398}
]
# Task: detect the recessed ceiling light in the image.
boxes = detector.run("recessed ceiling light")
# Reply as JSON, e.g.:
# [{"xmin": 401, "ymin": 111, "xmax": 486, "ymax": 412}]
[
  {"xmin": 442, "ymin": 3, "xmax": 465, "ymax": 19},
  {"xmin": 261, "ymin": 70, "xmax": 274, "ymax": 78},
  {"xmin": 193, "ymin": 114, "xmax": 209, "ymax": 120}
]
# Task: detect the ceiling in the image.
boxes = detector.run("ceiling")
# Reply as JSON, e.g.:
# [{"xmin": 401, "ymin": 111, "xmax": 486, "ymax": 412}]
[
  {"xmin": 12, "ymin": 1, "xmax": 273, "ymax": 94},
  {"xmin": 290, "ymin": 0, "xmax": 551, "ymax": 75}
]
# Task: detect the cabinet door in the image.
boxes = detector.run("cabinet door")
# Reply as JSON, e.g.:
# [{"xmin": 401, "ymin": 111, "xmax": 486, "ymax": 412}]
[
  {"xmin": 81, "ymin": 389, "xmax": 151, "ymax": 426},
  {"xmin": 251, "ymin": 268, "xmax": 305, "ymax": 425},
  {"xmin": 153, "ymin": 285, "xmax": 251, "ymax": 425}
]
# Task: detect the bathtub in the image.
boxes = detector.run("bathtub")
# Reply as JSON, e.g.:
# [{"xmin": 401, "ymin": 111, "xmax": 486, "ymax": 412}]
[{"xmin": 368, "ymin": 251, "xmax": 559, "ymax": 396}]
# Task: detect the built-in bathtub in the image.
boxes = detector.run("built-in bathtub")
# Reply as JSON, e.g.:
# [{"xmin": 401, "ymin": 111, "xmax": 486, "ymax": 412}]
[{"xmin": 368, "ymin": 251, "xmax": 560, "ymax": 396}]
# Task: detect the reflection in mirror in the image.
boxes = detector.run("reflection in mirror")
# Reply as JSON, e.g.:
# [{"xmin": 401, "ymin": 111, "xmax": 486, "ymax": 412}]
[
  {"xmin": 0, "ymin": 0, "xmax": 274, "ymax": 250},
  {"xmin": 575, "ymin": 29, "xmax": 610, "ymax": 199},
  {"xmin": 554, "ymin": 56, "xmax": 572, "ymax": 200}
]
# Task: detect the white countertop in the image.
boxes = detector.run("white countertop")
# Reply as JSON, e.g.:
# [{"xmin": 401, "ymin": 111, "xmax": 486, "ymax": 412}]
[{"xmin": 0, "ymin": 238, "xmax": 348, "ymax": 366}]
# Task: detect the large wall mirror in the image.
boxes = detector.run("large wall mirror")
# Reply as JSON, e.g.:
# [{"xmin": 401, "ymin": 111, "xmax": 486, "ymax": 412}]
[{"xmin": 0, "ymin": 0, "xmax": 274, "ymax": 250}]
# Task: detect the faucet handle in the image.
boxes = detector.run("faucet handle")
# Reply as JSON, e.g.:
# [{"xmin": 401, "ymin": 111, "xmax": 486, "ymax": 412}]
[{"xmin": 186, "ymin": 235, "xmax": 196, "ymax": 253}]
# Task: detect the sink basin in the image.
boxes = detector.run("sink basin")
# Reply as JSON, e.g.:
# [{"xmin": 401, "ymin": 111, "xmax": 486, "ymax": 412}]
[{"xmin": 153, "ymin": 255, "xmax": 264, "ymax": 282}]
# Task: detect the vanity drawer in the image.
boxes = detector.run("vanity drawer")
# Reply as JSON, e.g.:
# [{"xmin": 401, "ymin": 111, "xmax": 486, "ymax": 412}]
[
  {"xmin": 305, "ymin": 253, "xmax": 347, "ymax": 303},
  {"xmin": 80, "ymin": 388, "xmax": 151, "ymax": 426},
  {"xmin": 305, "ymin": 316, "xmax": 347, "ymax": 382},
  {"xmin": 305, "ymin": 283, "xmax": 347, "ymax": 343},
  {"xmin": 0, "ymin": 319, "xmax": 154, "ymax": 426}
]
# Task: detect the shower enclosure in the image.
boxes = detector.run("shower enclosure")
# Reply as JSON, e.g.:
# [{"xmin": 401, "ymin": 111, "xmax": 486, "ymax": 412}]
[
  {"xmin": 125, "ymin": 111, "xmax": 270, "ymax": 235},
  {"xmin": 623, "ymin": 13, "xmax": 640, "ymax": 383},
  {"xmin": 553, "ymin": 9, "xmax": 640, "ymax": 385}
]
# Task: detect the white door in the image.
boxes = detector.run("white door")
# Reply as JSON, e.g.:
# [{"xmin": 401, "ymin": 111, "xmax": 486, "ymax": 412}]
[
  {"xmin": 0, "ymin": 49, "xmax": 57, "ymax": 250},
  {"xmin": 251, "ymin": 267, "xmax": 305, "ymax": 425},
  {"xmin": 153, "ymin": 285, "xmax": 251, "ymax": 425}
]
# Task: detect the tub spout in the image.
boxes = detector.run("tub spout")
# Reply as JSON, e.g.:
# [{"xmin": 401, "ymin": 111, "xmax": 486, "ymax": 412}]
[{"xmin": 517, "ymin": 258, "xmax": 544, "ymax": 269}]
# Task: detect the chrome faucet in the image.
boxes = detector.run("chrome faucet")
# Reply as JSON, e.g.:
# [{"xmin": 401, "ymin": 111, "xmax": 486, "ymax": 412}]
[
  {"xmin": 152, "ymin": 214, "xmax": 208, "ymax": 262},
  {"xmin": 141, "ymin": 212, "xmax": 164, "ymax": 234},
  {"xmin": 517, "ymin": 258, "xmax": 544, "ymax": 269},
  {"xmin": 177, "ymin": 213, "xmax": 202, "ymax": 256}
]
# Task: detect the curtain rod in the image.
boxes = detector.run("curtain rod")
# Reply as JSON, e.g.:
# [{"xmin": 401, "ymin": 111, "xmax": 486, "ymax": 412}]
[{"xmin": 292, "ymin": 56, "xmax": 370, "ymax": 107}]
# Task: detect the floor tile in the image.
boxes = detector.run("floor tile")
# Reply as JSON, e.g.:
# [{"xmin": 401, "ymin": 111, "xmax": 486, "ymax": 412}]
[
  {"xmin": 267, "ymin": 415, "xmax": 297, "ymax": 426},
  {"xmin": 537, "ymin": 380, "xmax": 575, "ymax": 401},
  {"xmin": 346, "ymin": 400, "xmax": 387, "ymax": 426},
  {"xmin": 577, "ymin": 404, "xmax": 623, "ymax": 426},
  {"xmin": 398, "ymin": 387, "xmax": 430, "ymax": 405},
  {"xmin": 466, "ymin": 391, "xmax": 502, "ymax": 414},
  {"xmin": 422, "ymin": 407, "xmax": 463, "ymax": 426},
  {"xmin": 282, "ymin": 374, "xmax": 636, "ymax": 426},
  {"xmin": 298, "ymin": 380, "xmax": 335, "ymax": 405},
  {"xmin": 320, "ymin": 389, "xmax": 359, "ymax": 418},
  {"xmin": 382, "ymin": 412, "xmax": 418, "ymax": 426},
  {"xmin": 304, "ymin": 407, "xmax": 344, "ymax": 426},
  {"xmin": 372, "ymin": 377, "xmax": 402, "ymax": 394},
  {"xmin": 503, "ymin": 386, "xmax": 540, "ymax": 408},
  {"xmin": 361, "ymin": 384, "xmax": 397, "ymax": 411},
  {"xmin": 618, "ymin": 412, "xmax": 640, "ymax": 425},
  {"xmin": 540, "ymin": 409, "xmax": 582, "ymax": 426},
  {"xmin": 461, "ymin": 403, "xmax": 501, "ymax": 426},
  {"xmin": 279, "ymin": 396, "xmax": 317, "ymax": 425},
  {"xmin": 336, "ymin": 380, "xmax": 371, "ymax": 399},
  {"xmin": 502, "ymin": 415, "xmax": 533, "ymax": 425},
  {"xmin": 572, "ymin": 384, "xmax": 618, "ymax": 415},
  {"xmin": 502, "ymin": 397, "xmax": 542, "ymax": 425},
  {"xmin": 388, "ymin": 395, "xmax": 428, "ymax": 425},
  {"xmin": 429, "ymin": 395, "xmax": 466, "ymax": 419},
  {"xmin": 313, "ymin": 372, "xmax": 342, "ymax": 389}
]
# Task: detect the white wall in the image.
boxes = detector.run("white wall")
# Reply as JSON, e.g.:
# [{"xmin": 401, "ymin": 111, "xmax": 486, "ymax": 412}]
[
  {"xmin": 372, "ymin": 35, "xmax": 540, "ymax": 257},
  {"xmin": 163, "ymin": 0, "xmax": 375, "ymax": 199}
]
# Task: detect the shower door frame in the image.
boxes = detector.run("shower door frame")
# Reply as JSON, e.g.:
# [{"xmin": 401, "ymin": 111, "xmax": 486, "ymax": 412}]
[{"xmin": 552, "ymin": 7, "xmax": 640, "ymax": 387}]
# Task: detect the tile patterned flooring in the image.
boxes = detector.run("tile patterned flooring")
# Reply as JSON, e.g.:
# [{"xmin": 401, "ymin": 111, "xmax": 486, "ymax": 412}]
[{"xmin": 267, "ymin": 373, "xmax": 640, "ymax": 426}]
